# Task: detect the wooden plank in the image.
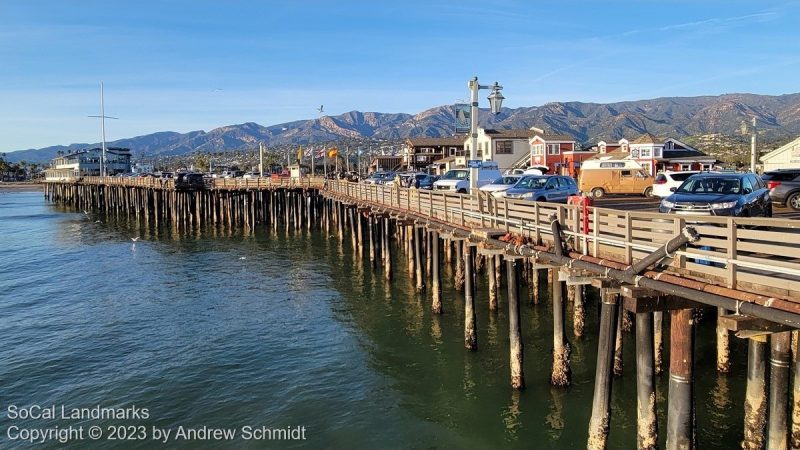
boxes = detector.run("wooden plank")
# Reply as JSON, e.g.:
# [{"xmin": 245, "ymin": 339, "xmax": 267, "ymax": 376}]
[
  {"xmin": 718, "ymin": 314, "xmax": 794, "ymax": 334},
  {"xmin": 622, "ymin": 295, "xmax": 703, "ymax": 313}
]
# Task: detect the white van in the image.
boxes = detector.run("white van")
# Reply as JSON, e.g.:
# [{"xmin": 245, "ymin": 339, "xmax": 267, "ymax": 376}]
[{"xmin": 433, "ymin": 162, "xmax": 502, "ymax": 193}]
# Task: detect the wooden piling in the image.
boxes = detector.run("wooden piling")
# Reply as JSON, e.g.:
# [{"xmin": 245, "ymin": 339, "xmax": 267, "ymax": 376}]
[
  {"xmin": 742, "ymin": 337, "xmax": 768, "ymax": 450},
  {"xmin": 654, "ymin": 311, "xmax": 664, "ymax": 375},
  {"xmin": 551, "ymin": 275, "xmax": 571, "ymax": 386},
  {"xmin": 768, "ymin": 331, "xmax": 791, "ymax": 450},
  {"xmin": 507, "ymin": 258, "xmax": 524, "ymax": 389},
  {"xmin": 464, "ymin": 244, "xmax": 477, "ymax": 351},
  {"xmin": 414, "ymin": 226, "xmax": 425, "ymax": 292},
  {"xmin": 431, "ymin": 230, "xmax": 442, "ymax": 314},
  {"xmin": 573, "ymin": 284, "xmax": 585, "ymax": 338},
  {"xmin": 666, "ymin": 308, "xmax": 694, "ymax": 450},
  {"xmin": 454, "ymin": 241, "xmax": 465, "ymax": 292},
  {"xmin": 488, "ymin": 253, "xmax": 498, "ymax": 311},
  {"xmin": 636, "ymin": 312, "xmax": 658, "ymax": 450},
  {"xmin": 587, "ymin": 288, "xmax": 619, "ymax": 450},
  {"xmin": 717, "ymin": 307, "xmax": 731, "ymax": 373},
  {"xmin": 614, "ymin": 304, "xmax": 625, "ymax": 376}
]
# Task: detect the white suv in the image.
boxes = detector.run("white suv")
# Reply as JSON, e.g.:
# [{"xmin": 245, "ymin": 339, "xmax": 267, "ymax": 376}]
[
  {"xmin": 433, "ymin": 163, "xmax": 502, "ymax": 194},
  {"xmin": 652, "ymin": 171, "xmax": 700, "ymax": 197}
]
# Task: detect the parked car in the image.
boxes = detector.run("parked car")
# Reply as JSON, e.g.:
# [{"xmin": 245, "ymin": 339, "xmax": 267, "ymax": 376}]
[
  {"xmin": 579, "ymin": 162, "xmax": 654, "ymax": 198},
  {"xmin": 652, "ymin": 171, "xmax": 700, "ymax": 197},
  {"xmin": 433, "ymin": 163, "xmax": 502, "ymax": 193},
  {"xmin": 159, "ymin": 171, "xmax": 174, "ymax": 179},
  {"xmin": 416, "ymin": 174, "xmax": 438, "ymax": 190},
  {"xmin": 503, "ymin": 175, "xmax": 579, "ymax": 203},
  {"xmin": 658, "ymin": 173, "xmax": 771, "ymax": 217},
  {"xmin": 761, "ymin": 169, "xmax": 800, "ymax": 211},
  {"xmin": 363, "ymin": 171, "xmax": 394, "ymax": 185},
  {"xmin": 175, "ymin": 172, "xmax": 206, "ymax": 190},
  {"xmin": 479, "ymin": 175, "xmax": 524, "ymax": 197},
  {"xmin": 242, "ymin": 172, "xmax": 259, "ymax": 179}
]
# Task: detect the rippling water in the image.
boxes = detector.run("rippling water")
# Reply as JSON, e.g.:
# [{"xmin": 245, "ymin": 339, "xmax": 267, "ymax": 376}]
[{"xmin": 0, "ymin": 190, "xmax": 748, "ymax": 449}]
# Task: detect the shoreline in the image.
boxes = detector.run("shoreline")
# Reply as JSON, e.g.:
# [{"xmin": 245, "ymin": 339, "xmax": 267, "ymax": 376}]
[{"xmin": 0, "ymin": 182, "xmax": 43, "ymax": 191}]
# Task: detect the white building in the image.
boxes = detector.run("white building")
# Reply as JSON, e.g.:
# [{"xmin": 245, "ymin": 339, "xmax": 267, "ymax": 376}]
[
  {"xmin": 463, "ymin": 128, "xmax": 531, "ymax": 172},
  {"xmin": 760, "ymin": 136, "xmax": 800, "ymax": 171},
  {"xmin": 44, "ymin": 147, "xmax": 132, "ymax": 181},
  {"xmin": 132, "ymin": 162, "xmax": 154, "ymax": 174}
]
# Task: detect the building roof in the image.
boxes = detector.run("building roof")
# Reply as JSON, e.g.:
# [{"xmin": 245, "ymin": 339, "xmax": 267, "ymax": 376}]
[
  {"xmin": 630, "ymin": 133, "xmax": 663, "ymax": 145},
  {"xmin": 587, "ymin": 150, "xmax": 630, "ymax": 161},
  {"xmin": 760, "ymin": 135, "xmax": 800, "ymax": 162},
  {"xmin": 406, "ymin": 137, "xmax": 465, "ymax": 147},
  {"xmin": 434, "ymin": 156, "xmax": 457, "ymax": 164},
  {"xmin": 483, "ymin": 129, "xmax": 531, "ymax": 139},
  {"xmin": 531, "ymin": 132, "xmax": 575, "ymax": 141}
]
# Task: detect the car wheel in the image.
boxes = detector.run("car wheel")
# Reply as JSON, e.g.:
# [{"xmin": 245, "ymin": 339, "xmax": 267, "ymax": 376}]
[
  {"xmin": 643, "ymin": 187, "xmax": 653, "ymax": 198},
  {"xmin": 788, "ymin": 193, "xmax": 800, "ymax": 211},
  {"xmin": 591, "ymin": 188, "xmax": 605, "ymax": 199},
  {"xmin": 765, "ymin": 204, "xmax": 773, "ymax": 218},
  {"xmin": 537, "ymin": 197, "xmax": 546, "ymax": 202},
  {"xmin": 457, "ymin": 189, "xmax": 467, "ymax": 194}
]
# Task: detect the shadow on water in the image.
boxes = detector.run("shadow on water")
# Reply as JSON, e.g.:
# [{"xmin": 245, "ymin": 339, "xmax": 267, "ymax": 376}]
[{"xmin": 0, "ymin": 192, "xmax": 749, "ymax": 449}]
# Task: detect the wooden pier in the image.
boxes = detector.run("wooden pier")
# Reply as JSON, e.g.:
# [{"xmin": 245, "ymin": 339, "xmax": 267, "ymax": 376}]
[{"xmin": 44, "ymin": 176, "xmax": 800, "ymax": 450}]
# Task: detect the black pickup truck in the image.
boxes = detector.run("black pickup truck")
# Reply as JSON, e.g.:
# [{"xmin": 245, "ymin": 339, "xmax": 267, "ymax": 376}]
[{"xmin": 762, "ymin": 169, "xmax": 800, "ymax": 211}]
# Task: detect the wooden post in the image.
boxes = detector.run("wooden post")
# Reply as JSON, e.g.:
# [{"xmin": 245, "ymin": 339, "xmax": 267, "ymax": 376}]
[
  {"xmin": 414, "ymin": 226, "xmax": 425, "ymax": 292},
  {"xmin": 636, "ymin": 312, "xmax": 657, "ymax": 450},
  {"xmin": 587, "ymin": 289, "xmax": 619, "ymax": 450},
  {"xmin": 383, "ymin": 217, "xmax": 392, "ymax": 281},
  {"xmin": 614, "ymin": 304, "xmax": 624, "ymax": 376},
  {"xmin": 530, "ymin": 267, "xmax": 540, "ymax": 305},
  {"xmin": 717, "ymin": 307, "xmax": 731, "ymax": 373},
  {"xmin": 507, "ymin": 258, "xmax": 524, "ymax": 389},
  {"xmin": 454, "ymin": 241, "xmax": 465, "ymax": 292},
  {"xmin": 551, "ymin": 275, "xmax": 571, "ymax": 386},
  {"xmin": 666, "ymin": 308, "xmax": 694, "ymax": 450},
  {"xmin": 488, "ymin": 253, "xmax": 498, "ymax": 311},
  {"xmin": 431, "ymin": 230, "xmax": 442, "ymax": 314},
  {"xmin": 573, "ymin": 284, "xmax": 585, "ymax": 338},
  {"xmin": 654, "ymin": 311, "xmax": 664, "ymax": 375},
  {"xmin": 768, "ymin": 331, "xmax": 791, "ymax": 450},
  {"xmin": 742, "ymin": 337, "xmax": 768, "ymax": 450},
  {"xmin": 464, "ymin": 244, "xmax": 477, "ymax": 351}
]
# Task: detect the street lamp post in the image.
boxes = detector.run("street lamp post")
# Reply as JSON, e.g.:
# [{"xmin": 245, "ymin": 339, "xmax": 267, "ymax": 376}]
[{"xmin": 467, "ymin": 76, "xmax": 504, "ymax": 191}]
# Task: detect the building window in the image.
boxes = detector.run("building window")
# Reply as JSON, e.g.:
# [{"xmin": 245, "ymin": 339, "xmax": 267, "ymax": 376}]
[
  {"xmin": 547, "ymin": 144, "xmax": 560, "ymax": 155},
  {"xmin": 680, "ymin": 164, "xmax": 692, "ymax": 171},
  {"xmin": 654, "ymin": 148, "xmax": 662, "ymax": 158},
  {"xmin": 496, "ymin": 140, "xmax": 514, "ymax": 154},
  {"xmin": 532, "ymin": 144, "xmax": 544, "ymax": 155},
  {"xmin": 701, "ymin": 163, "xmax": 712, "ymax": 171}
]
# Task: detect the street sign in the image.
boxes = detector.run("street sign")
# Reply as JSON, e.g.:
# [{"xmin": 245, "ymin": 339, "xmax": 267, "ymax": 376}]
[{"xmin": 467, "ymin": 160, "xmax": 482, "ymax": 169}]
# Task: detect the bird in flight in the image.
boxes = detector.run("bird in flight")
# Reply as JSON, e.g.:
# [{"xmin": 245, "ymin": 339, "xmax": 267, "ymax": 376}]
[
  {"xmin": 317, "ymin": 105, "xmax": 324, "ymax": 113},
  {"xmin": 131, "ymin": 237, "xmax": 139, "ymax": 242}
]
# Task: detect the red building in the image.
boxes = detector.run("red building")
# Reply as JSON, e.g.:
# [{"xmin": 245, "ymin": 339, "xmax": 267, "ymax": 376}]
[{"xmin": 529, "ymin": 128, "xmax": 595, "ymax": 177}]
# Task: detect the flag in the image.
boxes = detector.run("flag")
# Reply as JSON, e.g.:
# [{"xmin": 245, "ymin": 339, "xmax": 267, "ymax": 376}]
[
  {"xmin": 328, "ymin": 147, "xmax": 338, "ymax": 158},
  {"xmin": 296, "ymin": 147, "xmax": 304, "ymax": 162}
]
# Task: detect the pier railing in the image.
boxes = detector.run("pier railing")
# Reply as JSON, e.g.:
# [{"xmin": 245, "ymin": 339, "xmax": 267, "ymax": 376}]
[
  {"xmin": 46, "ymin": 176, "xmax": 326, "ymax": 190},
  {"xmin": 326, "ymin": 181, "xmax": 800, "ymax": 302}
]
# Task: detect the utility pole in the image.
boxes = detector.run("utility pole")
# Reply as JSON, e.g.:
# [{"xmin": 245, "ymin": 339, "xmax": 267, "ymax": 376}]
[
  {"xmin": 750, "ymin": 117, "xmax": 758, "ymax": 173},
  {"xmin": 259, "ymin": 142, "xmax": 264, "ymax": 176},
  {"xmin": 88, "ymin": 82, "xmax": 118, "ymax": 176}
]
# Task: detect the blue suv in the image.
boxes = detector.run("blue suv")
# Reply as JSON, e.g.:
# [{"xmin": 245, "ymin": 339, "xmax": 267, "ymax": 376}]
[
  {"xmin": 503, "ymin": 175, "xmax": 579, "ymax": 203},
  {"xmin": 659, "ymin": 173, "xmax": 771, "ymax": 217}
]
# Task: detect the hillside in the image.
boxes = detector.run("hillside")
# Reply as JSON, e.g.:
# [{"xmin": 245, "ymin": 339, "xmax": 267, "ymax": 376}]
[{"xmin": 6, "ymin": 92, "xmax": 800, "ymax": 163}]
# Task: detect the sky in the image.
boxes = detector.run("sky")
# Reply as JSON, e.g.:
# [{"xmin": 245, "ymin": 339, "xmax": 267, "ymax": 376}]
[{"xmin": 2, "ymin": 0, "xmax": 799, "ymax": 153}]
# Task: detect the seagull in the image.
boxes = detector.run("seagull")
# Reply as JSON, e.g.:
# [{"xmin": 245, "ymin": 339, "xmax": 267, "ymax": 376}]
[
  {"xmin": 94, "ymin": 220, "xmax": 101, "ymax": 223},
  {"xmin": 239, "ymin": 256, "xmax": 246, "ymax": 260},
  {"xmin": 131, "ymin": 237, "xmax": 139, "ymax": 242},
  {"xmin": 317, "ymin": 105, "xmax": 324, "ymax": 113},
  {"xmin": 83, "ymin": 210, "xmax": 89, "ymax": 215}
]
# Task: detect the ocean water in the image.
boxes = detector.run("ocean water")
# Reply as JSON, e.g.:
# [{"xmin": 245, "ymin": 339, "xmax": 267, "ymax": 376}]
[{"xmin": 0, "ymin": 190, "xmax": 748, "ymax": 449}]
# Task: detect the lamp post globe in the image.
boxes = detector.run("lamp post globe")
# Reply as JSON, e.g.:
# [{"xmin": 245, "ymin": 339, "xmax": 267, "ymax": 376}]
[{"xmin": 488, "ymin": 83, "xmax": 505, "ymax": 114}]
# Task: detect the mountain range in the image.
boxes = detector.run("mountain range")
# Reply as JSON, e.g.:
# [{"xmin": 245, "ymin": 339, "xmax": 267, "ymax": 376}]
[{"xmin": 6, "ymin": 92, "xmax": 800, "ymax": 163}]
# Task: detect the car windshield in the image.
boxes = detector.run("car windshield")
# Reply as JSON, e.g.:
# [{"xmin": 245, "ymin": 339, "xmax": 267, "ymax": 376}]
[
  {"xmin": 442, "ymin": 170, "xmax": 469, "ymax": 180},
  {"xmin": 676, "ymin": 177, "xmax": 741, "ymax": 195},
  {"xmin": 514, "ymin": 176, "xmax": 548, "ymax": 189}
]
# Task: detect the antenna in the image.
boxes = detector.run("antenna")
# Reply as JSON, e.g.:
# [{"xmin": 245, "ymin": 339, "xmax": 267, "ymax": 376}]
[{"xmin": 88, "ymin": 82, "xmax": 118, "ymax": 176}]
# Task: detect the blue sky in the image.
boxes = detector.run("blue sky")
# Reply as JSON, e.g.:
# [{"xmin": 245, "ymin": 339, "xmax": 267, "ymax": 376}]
[{"xmin": 2, "ymin": 0, "xmax": 799, "ymax": 152}]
